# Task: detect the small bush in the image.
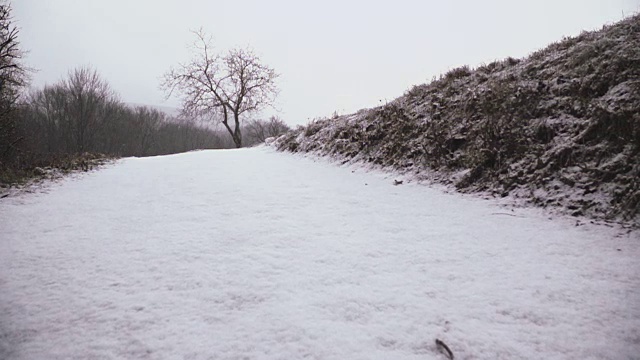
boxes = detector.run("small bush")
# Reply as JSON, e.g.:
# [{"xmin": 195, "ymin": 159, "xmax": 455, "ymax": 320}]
[
  {"xmin": 505, "ymin": 57, "xmax": 520, "ymax": 66},
  {"xmin": 405, "ymin": 84, "xmax": 427, "ymax": 101},
  {"xmin": 533, "ymin": 121, "xmax": 556, "ymax": 144},
  {"xmin": 444, "ymin": 66, "xmax": 472, "ymax": 81},
  {"xmin": 477, "ymin": 61, "xmax": 503, "ymax": 74},
  {"xmin": 304, "ymin": 120, "xmax": 325, "ymax": 137}
]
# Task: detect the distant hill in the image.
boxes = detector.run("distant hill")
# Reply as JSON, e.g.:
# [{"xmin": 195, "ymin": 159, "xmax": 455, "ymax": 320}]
[{"xmin": 274, "ymin": 14, "xmax": 640, "ymax": 225}]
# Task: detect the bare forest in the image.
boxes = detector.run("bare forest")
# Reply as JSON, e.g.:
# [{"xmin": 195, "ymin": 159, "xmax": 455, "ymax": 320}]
[{"xmin": 0, "ymin": 2, "xmax": 289, "ymax": 185}]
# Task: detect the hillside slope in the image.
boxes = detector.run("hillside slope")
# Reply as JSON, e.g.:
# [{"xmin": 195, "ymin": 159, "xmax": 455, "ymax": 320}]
[{"xmin": 275, "ymin": 15, "xmax": 640, "ymax": 224}]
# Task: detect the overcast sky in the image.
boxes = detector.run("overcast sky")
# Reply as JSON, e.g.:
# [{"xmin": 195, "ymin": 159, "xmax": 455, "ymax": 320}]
[{"xmin": 13, "ymin": 0, "xmax": 639, "ymax": 125}]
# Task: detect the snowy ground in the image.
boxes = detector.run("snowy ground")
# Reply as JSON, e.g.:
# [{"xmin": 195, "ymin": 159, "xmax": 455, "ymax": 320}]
[{"xmin": 1, "ymin": 147, "xmax": 639, "ymax": 359}]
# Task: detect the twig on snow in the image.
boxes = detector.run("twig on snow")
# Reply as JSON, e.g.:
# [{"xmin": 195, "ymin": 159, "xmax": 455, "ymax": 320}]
[{"xmin": 435, "ymin": 338, "xmax": 454, "ymax": 359}]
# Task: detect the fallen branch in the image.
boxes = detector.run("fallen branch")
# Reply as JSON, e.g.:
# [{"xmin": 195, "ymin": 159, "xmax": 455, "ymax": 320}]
[{"xmin": 435, "ymin": 338, "xmax": 454, "ymax": 359}]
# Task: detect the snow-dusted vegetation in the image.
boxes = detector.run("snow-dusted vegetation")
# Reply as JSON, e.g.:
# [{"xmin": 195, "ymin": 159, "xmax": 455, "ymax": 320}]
[{"xmin": 275, "ymin": 15, "xmax": 640, "ymax": 225}]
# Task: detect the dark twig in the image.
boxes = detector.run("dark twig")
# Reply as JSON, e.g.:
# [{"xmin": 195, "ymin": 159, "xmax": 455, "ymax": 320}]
[{"xmin": 435, "ymin": 338, "xmax": 454, "ymax": 360}]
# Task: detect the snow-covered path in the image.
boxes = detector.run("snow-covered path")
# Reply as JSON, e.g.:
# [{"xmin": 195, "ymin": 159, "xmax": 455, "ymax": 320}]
[{"xmin": 1, "ymin": 147, "xmax": 639, "ymax": 359}]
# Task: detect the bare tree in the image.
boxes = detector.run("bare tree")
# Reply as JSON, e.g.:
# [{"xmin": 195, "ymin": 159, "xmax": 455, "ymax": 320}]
[
  {"xmin": 245, "ymin": 118, "xmax": 267, "ymax": 144},
  {"xmin": 245, "ymin": 116, "xmax": 290, "ymax": 145},
  {"xmin": 24, "ymin": 85, "xmax": 68, "ymax": 153},
  {"xmin": 265, "ymin": 116, "xmax": 290, "ymax": 139},
  {"xmin": 0, "ymin": 0, "xmax": 28, "ymax": 164},
  {"xmin": 161, "ymin": 30, "xmax": 279, "ymax": 148},
  {"xmin": 63, "ymin": 66, "xmax": 117, "ymax": 152},
  {"xmin": 132, "ymin": 106, "xmax": 162, "ymax": 156},
  {"xmin": 0, "ymin": 1, "xmax": 25, "ymax": 106}
]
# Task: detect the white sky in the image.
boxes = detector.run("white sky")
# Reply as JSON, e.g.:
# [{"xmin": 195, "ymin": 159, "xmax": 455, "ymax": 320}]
[{"xmin": 13, "ymin": 0, "xmax": 640, "ymax": 125}]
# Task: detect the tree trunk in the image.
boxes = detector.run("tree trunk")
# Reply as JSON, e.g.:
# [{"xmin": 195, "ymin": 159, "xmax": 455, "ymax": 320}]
[
  {"xmin": 232, "ymin": 112, "xmax": 242, "ymax": 148},
  {"xmin": 222, "ymin": 117, "xmax": 242, "ymax": 148}
]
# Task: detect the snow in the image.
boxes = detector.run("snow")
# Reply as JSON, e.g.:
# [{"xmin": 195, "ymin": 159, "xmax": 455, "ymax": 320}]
[{"xmin": 1, "ymin": 147, "xmax": 639, "ymax": 359}]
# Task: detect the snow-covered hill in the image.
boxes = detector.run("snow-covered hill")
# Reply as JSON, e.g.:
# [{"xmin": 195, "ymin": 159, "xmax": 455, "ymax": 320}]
[
  {"xmin": 1, "ymin": 147, "xmax": 638, "ymax": 359},
  {"xmin": 275, "ymin": 14, "xmax": 640, "ymax": 225}
]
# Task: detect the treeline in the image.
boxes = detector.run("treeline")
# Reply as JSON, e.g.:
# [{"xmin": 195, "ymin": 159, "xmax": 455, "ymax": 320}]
[
  {"xmin": 19, "ymin": 67, "xmax": 227, "ymax": 158},
  {"xmin": 3, "ymin": 66, "xmax": 290, "ymax": 183},
  {"xmin": 0, "ymin": 66, "xmax": 227, "ymax": 183},
  {"xmin": 17, "ymin": 67, "xmax": 290, "ymax": 156}
]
